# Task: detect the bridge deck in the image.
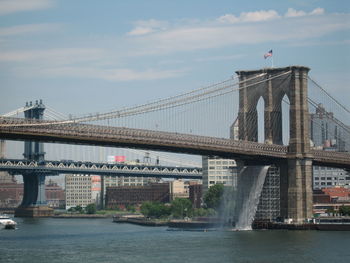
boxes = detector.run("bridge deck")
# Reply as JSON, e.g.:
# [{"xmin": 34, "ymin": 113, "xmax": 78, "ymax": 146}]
[{"xmin": 0, "ymin": 117, "xmax": 349, "ymax": 169}]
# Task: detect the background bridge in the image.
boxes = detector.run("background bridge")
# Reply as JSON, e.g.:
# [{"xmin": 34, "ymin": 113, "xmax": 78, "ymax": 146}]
[{"xmin": 0, "ymin": 158, "xmax": 201, "ymax": 179}]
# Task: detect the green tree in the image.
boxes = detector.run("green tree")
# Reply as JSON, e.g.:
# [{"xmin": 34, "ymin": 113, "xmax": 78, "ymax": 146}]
[
  {"xmin": 171, "ymin": 198, "xmax": 193, "ymax": 218},
  {"xmin": 126, "ymin": 204, "xmax": 136, "ymax": 213},
  {"xmin": 140, "ymin": 201, "xmax": 171, "ymax": 219},
  {"xmin": 326, "ymin": 207, "xmax": 335, "ymax": 216},
  {"xmin": 192, "ymin": 208, "xmax": 217, "ymax": 217},
  {"xmin": 85, "ymin": 203, "xmax": 96, "ymax": 214},
  {"xmin": 75, "ymin": 205, "xmax": 84, "ymax": 214},
  {"xmin": 204, "ymin": 184, "xmax": 224, "ymax": 210},
  {"xmin": 339, "ymin": 205, "xmax": 350, "ymax": 216}
]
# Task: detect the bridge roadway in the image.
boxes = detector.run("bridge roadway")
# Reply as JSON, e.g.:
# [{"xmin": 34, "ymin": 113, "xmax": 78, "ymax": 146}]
[
  {"xmin": 0, "ymin": 117, "xmax": 349, "ymax": 169},
  {"xmin": 0, "ymin": 158, "xmax": 202, "ymax": 179}
]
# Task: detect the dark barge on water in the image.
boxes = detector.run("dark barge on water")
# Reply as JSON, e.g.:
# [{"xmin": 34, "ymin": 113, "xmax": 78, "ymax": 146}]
[{"xmin": 253, "ymin": 217, "xmax": 350, "ymax": 231}]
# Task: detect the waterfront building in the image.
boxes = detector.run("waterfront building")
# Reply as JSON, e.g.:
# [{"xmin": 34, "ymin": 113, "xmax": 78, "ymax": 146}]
[
  {"xmin": 45, "ymin": 179, "xmax": 65, "ymax": 208},
  {"xmin": 101, "ymin": 158, "xmax": 160, "ymax": 208},
  {"xmin": 65, "ymin": 174, "xmax": 101, "ymax": 209},
  {"xmin": 202, "ymin": 156, "xmax": 238, "ymax": 192},
  {"xmin": 169, "ymin": 180, "xmax": 200, "ymax": 201},
  {"xmin": 0, "ymin": 172, "xmax": 23, "ymax": 208},
  {"xmin": 313, "ymin": 165, "xmax": 350, "ymax": 190},
  {"xmin": 169, "ymin": 180, "xmax": 188, "ymax": 201},
  {"xmin": 313, "ymin": 187, "xmax": 350, "ymax": 215},
  {"xmin": 105, "ymin": 182, "xmax": 170, "ymax": 209}
]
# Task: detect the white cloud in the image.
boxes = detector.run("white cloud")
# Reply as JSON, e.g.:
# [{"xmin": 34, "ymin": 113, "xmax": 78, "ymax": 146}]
[
  {"xmin": 128, "ymin": 27, "xmax": 155, "ymax": 36},
  {"xmin": 128, "ymin": 11, "xmax": 349, "ymax": 55},
  {"xmin": 0, "ymin": 0, "xmax": 54, "ymax": 15},
  {"xmin": 285, "ymin": 7, "xmax": 325, "ymax": 18},
  {"xmin": 0, "ymin": 23, "xmax": 61, "ymax": 37},
  {"xmin": 285, "ymin": 8, "xmax": 307, "ymax": 17},
  {"xmin": 127, "ymin": 19, "xmax": 168, "ymax": 36},
  {"xmin": 240, "ymin": 10, "xmax": 280, "ymax": 22},
  {"xmin": 310, "ymin": 8, "xmax": 325, "ymax": 16},
  {"xmin": 1, "ymin": 7, "xmax": 347, "ymax": 83},
  {"xmin": 217, "ymin": 10, "xmax": 280, "ymax": 24},
  {"xmin": 217, "ymin": 14, "xmax": 239, "ymax": 24}
]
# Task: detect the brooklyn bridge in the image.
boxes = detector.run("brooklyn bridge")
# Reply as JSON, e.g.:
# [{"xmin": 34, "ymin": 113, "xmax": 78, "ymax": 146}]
[{"xmin": 1, "ymin": 66, "xmax": 349, "ymax": 223}]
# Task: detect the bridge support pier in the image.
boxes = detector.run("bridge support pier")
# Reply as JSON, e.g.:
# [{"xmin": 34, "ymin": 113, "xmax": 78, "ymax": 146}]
[
  {"xmin": 15, "ymin": 173, "xmax": 53, "ymax": 217},
  {"xmin": 15, "ymin": 100, "xmax": 53, "ymax": 217},
  {"xmin": 287, "ymin": 159, "xmax": 313, "ymax": 223}
]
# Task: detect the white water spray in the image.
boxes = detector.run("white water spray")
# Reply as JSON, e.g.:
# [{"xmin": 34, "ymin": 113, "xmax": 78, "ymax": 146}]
[{"xmin": 234, "ymin": 166, "xmax": 269, "ymax": 230}]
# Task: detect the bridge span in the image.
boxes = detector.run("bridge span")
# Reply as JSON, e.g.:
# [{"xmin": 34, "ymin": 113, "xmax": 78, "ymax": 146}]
[{"xmin": 0, "ymin": 117, "xmax": 349, "ymax": 169}]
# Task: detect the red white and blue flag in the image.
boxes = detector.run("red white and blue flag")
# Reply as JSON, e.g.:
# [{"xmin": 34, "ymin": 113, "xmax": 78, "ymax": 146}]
[{"xmin": 264, "ymin": 50, "xmax": 273, "ymax": 59}]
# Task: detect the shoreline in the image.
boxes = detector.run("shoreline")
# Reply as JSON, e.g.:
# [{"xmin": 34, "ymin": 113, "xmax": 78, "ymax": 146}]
[{"xmin": 52, "ymin": 214, "xmax": 111, "ymax": 218}]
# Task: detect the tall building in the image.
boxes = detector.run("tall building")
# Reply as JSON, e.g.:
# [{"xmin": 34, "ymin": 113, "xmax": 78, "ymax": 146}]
[
  {"xmin": 202, "ymin": 156, "xmax": 238, "ymax": 192},
  {"xmin": 310, "ymin": 104, "xmax": 350, "ymax": 189},
  {"xmin": 310, "ymin": 104, "xmax": 349, "ymax": 152},
  {"xmin": 313, "ymin": 166, "xmax": 350, "ymax": 189},
  {"xmin": 65, "ymin": 174, "xmax": 101, "ymax": 209}
]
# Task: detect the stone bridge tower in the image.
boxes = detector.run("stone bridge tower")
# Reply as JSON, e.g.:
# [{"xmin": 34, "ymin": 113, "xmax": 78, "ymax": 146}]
[
  {"xmin": 15, "ymin": 100, "xmax": 53, "ymax": 217},
  {"xmin": 236, "ymin": 66, "xmax": 313, "ymax": 223}
]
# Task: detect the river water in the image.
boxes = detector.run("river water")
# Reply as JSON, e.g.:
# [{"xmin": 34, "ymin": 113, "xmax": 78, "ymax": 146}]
[{"xmin": 1, "ymin": 218, "xmax": 350, "ymax": 263}]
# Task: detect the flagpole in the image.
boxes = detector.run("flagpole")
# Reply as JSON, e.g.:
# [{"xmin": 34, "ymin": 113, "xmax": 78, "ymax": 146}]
[{"xmin": 271, "ymin": 56, "xmax": 274, "ymax": 68}]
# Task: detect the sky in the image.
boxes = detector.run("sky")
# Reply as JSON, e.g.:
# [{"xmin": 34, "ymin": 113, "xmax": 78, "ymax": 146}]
[{"xmin": 0, "ymin": 0, "xmax": 349, "ymax": 118}]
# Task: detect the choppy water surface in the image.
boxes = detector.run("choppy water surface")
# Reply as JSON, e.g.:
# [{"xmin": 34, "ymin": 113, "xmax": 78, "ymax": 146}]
[{"xmin": 1, "ymin": 218, "xmax": 350, "ymax": 263}]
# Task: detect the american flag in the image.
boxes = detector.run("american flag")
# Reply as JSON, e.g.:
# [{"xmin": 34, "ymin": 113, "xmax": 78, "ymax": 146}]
[{"xmin": 264, "ymin": 50, "xmax": 273, "ymax": 59}]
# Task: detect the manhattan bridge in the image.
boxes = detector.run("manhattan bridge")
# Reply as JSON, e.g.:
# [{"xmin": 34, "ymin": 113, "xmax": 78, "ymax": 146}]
[{"xmin": 0, "ymin": 66, "xmax": 349, "ymax": 223}]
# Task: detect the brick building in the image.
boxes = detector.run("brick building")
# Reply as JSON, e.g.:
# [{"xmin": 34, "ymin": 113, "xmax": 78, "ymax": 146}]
[
  {"xmin": 106, "ymin": 182, "xmax": 170, "ymax": 208},
  {"xmin": 0, "ymin": 173, "xmax": 23, "ymax": 208},
  {"xmin": 45, "ymin": 179, "xmax": 65, "ymax": 208},
  {"xmin": 313, "ymin": 187, "xmax": 350, "ymax": 215}
]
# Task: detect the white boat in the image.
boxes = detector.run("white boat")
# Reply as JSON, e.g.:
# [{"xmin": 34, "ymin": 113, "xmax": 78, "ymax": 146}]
[{"xmin": 0, "ymin": 214, "xmax": 17, "ymax": 229}]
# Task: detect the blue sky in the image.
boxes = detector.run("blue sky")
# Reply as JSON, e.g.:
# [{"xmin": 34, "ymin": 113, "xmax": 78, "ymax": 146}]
[{"xmin": 0, "ymin": 0, "xmax": 349, "ymax": 116}]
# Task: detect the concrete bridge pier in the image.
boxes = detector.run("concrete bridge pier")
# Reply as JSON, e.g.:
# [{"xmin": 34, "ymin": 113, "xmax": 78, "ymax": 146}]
[
  {"xmin": 15, "ymin": 173, "xmax": 52, "ymax": 217},
  {"xmin": 286, "ymin": 159, "xmax": 313, "ymax": 223},
  {"xmin": 15, "ymin": 100, "xmax": 52, "ymax": 217}
]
